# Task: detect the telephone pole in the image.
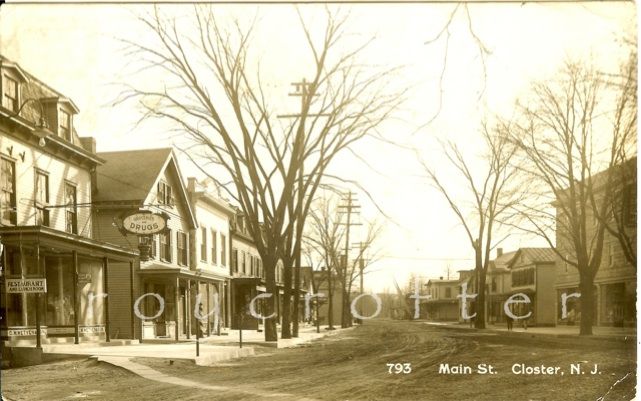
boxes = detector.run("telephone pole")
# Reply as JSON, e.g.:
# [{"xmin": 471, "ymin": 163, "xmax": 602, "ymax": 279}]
[
  {"xmin": 279, "ymin": 78, "xmax": 328, "ymax": 337},
  {"xmin": 338, "ymin": 190, "xmax": 361, "ymax": 327},
  {"xmin": 352, "ymin": 241, "xmax": 368, "ymax": 324}
]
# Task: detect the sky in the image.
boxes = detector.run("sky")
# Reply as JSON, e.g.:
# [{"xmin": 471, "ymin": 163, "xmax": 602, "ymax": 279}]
[{"xmin": 0, "ymin": 1, "xmax": 636, "ymax": 293}]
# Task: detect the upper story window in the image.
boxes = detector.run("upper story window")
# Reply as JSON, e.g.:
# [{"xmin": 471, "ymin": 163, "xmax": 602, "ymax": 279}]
[
  {"xmin": 59, "ymin": 109, "xmax": 72, "ymax": 141},
  {"xmin": 445, "ymin": 287, "xmax": 451, "ymax": 298},
  {"xmin": 231, "ymin": 249, "xmax": 238, "ymax": 273},
  {"xmin": 2, "ymin": 75, "xmax": 18, "ymax": 112},
  {"xmin": 1, "ymin": 157, "xmax": 16, "ymax": 225},
  {"xmin": 200, "ymin": 227, "xmax": 207, "ymax": 262},
  {"xmin": 35, "ymin": 170, "xmax": 49, "ymax": 227},
  {"xmin": 177, "ymin": 231, "xmax": 188, "ymax": 266},
  {"xmin": 211, "ymin": 229, "xmax": 218, "ymax": 265},
  {"xmin": 220, "ymin": 234, "xmax": 226, "ymax": 266},
  {"xmin": 64, "ymin": 182, "xmax": 78, "ymax": 234},
  {"xmin": 511, "ymin": 268, "xmax": 534, "ymax": 287},
  {"xmin": 157, "ymin": 181, "xmax": 173, "ymax": 206},
  {"xmin": 160, "ymin": 230, "xmax": 172, "ymax": 262}
]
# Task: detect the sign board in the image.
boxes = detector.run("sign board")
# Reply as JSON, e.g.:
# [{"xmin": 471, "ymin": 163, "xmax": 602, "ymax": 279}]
[
  {"xmin": 5, "ymin": 278, "xmax": 47, "ymax": 293},
  {"xmin": 122, "ymin": 212, "xmax": 168, "ymax": 235}
]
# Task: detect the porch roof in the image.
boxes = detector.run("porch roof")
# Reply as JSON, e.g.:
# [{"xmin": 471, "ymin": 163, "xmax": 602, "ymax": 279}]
[{"xmin": 0, "ymin": 225, "xmax": 138, "ymax": 262}]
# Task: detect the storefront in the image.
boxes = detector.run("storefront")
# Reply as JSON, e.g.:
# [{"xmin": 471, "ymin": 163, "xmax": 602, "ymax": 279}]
[
  {"xmin": 230, "ymin": 277, "xmax": 262, "ymax": 330},
  {"xmin": 0, "ymin": 226, "xmax": 137, "ymax": 345},
  {"xmin": 138, "ymin": 269, "xmax": 228, "ymax": 340}
]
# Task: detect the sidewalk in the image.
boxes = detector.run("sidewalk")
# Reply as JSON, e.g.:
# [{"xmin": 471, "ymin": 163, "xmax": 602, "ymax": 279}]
[
  {"xmin": 42, "ymin": 324, "xmax": 347, "ymax": 366},
  {"xmin": 423, "ymin": 321, "xmax": 636, "ymax": 340}
]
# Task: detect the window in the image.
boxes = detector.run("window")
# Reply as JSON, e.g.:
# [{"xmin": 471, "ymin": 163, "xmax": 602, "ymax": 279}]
[
  {"xmin": 220, "ymin": 234, "xmax": 226, "ymax": 266},
  {"xmin": 231, "ymin": 249, "xmax": 238, "ymax": 273},
  {"xmin": 491, "ymin": 279, "xmax": 497, "ymax": 292},
  {"xmin": 64, "ymin": 183, "xmax": 77, "ymax": 234},
  {"xmin": 200, "ymin": 227, "xmax": 207, "ymax": 262},
  {"xmin": 160, "ymin": 230, "xmax": 172, "ymax": 262},
  {"xmin": 157, "ymin": 181, "xmax": 173, "ymax": 206},
  {"xmin": 2, "ymin": 75, "xmax": 18, "ymax": 112},
  {"xmin": 150, "ymin": 235, "xmax": 157, "ymax": 259},
  {"xmin": 59, "ymin": 109, "xmax": 71, "ymax": 141},
  {"xmin": 211, "ymin": 230, "xmax": 218, "ymax": 265},
  {"xmin": 624, "ymin": 184, "xmax": 636, "ymax": 227},
  {"xmin": 35, "ymin": 170, "xmax": 49, "ymax": 226},
  {"xmin": 445, "ymin": 287, "xmax": 451, "ymax": 298},
  {"xmin": 608, "ymin": 243, "xmax": 615, "ymax": 267},
  {"xmin": 1, "ymin": 158, "xmax": 16, "ymax": 225},
  {"xmin": 177, "ymin": 231, "xmax": 188, "ymax": 266},
  {"xmin": 240, "ymin": 251, "xmax": 245, "ymax": 274}
]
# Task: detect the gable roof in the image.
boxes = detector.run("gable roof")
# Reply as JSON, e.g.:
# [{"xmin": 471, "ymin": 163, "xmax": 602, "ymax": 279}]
[
  {"xmin": 489, "ymin": 250, "xmax": 517, "ymax": 272},
  {"xmin": 94, "ymin": 147, "xmax": 198, "ymax": 228},
  {"xmin": 508, "ymin": 248, "xmax": 556, "ymax": 269}
]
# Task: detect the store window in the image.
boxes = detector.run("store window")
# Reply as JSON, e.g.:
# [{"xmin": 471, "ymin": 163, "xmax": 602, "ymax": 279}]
[{"xmin": 45, "ymin": 255, "xmax": 75, "ymax": 326}]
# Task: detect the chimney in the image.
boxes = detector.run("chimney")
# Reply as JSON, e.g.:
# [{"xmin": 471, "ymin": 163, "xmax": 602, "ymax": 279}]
[
  {"xmin": 187, "ymin": 177, "xmax": 197, "ymax": 192},
  {"xmin": 439, "ymin": 276, "xmax": 443, "ymax": 280},
  {"xmin": 79, "ymin": 137, "xmax": 96, "ymax": 154},
  {"xmin": 497, "ymin": 248, "xmax": 503, "ymax": 258}
]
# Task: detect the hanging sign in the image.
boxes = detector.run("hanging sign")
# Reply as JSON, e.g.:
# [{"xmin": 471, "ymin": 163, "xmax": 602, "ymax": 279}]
[
  {"xmin": 122, "ymin": 212, "xmax": 168, "ymax": 235},
  {"xmin": 5, "ymin": 278, "xmax": 47, "ymax": 293}
]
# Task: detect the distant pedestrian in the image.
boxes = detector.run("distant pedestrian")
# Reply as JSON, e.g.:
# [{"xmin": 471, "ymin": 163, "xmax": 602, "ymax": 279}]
[{"xmin": 506, "ymin": 315, "xmax": 514, "ymax": 331}]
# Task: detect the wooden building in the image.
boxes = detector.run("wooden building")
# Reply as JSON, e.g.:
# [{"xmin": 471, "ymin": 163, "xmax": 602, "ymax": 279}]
[{"xmin": 0, "ymin": 54, "xmax": 137, "ymax": 347}]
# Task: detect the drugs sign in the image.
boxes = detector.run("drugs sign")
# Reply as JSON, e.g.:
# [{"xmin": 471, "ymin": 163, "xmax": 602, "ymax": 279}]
[
  {"xmin": 6, "ymin": 278, "xmax": 47, "ymax": 293},
  {"xmin": 122, "ymin": 212, "xmax": 168, "ymax": 235}
]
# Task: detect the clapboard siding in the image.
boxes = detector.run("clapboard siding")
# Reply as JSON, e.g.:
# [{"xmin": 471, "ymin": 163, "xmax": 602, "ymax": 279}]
[{"xmin": 0, "ymin": 132, "xmax": 92, "ymax": 236}]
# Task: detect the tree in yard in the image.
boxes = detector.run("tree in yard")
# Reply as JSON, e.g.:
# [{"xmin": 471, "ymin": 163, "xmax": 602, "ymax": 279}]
[
  {"xmin": 118, "ymin": 6, "xmax": 403, "ymax": 340},
  {"xmin": 506, "ymin": 58, "xmax": 636, "ymax": 335},
  {"xmin": 422, "ymin": 123, "xmax": 521, "ymax": 329}
]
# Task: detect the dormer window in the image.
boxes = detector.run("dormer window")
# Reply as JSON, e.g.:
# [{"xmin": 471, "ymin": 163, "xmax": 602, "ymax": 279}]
[
  {"xmin": 2, "ymin": 75, "xmax": 18, "ymax": 112},
  {"xmin": 59, "ymin": 108, "xmax": 71, "ymax": 141}
]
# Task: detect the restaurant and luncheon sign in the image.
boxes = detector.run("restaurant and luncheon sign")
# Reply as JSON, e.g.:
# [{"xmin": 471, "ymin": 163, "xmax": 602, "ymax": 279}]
[
  {"xmin": 122, "ymin": 211, "xmax": 168, "ymax": 235},
  {"xmin": 5, "ymin": 278, "xmax": 47, "ymax": 293}
]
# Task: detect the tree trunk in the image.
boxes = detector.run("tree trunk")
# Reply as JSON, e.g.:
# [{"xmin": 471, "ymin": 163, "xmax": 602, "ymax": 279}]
[
  {"xmin": 342, "ymin": 289, "xmax": 353, "ymax": 328},
  {"xmin": 326, "ymin": 268, "xmax": 334, "ymax": 329},
  {"xmin": 474, "ymin": 267, "xmax": 487, "ymax": 329},
  {"xmin": 263, "ymin": 259, "xmax": 278, "ymax": 342},
  {"xmin": 281, "ymin": 260, "xmax": 292, "ymax": 339},
  {"xmin": 292, "ymin": 251, "xmax": 301, "ymax": 337},
  {"xmin": 579, "ymin": 272, "xmax": 595, "ymax": 336}
]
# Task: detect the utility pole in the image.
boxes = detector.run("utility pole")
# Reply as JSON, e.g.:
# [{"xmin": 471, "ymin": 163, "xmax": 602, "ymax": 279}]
[
  {"xmin": 338, "ymin": 191, "xmax": 361, "ymax": 328},
  {"xmin": 279, "ymin": 78, "xmax": 328, "ymax": 337},
  {"xmin": 352, "ymin": 241, "xmax": 368, "ymax": 324}
]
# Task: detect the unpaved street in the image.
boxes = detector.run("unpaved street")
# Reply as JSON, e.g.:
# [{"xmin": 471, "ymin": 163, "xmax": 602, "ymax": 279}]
[{"xmin": 1, "ymin": 320, "xmax": 636, "ymax": 401}]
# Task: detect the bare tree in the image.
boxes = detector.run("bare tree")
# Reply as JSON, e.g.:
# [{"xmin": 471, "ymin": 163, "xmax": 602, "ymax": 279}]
[
  {"xmin": 304, "ymin": 195, "xmax": 345, "ymax": 330},
  {"xmin": 507, "ymin": 59, "xmax": 635, "ymax": 335},
  {"xmin": 305, "ymin": 193, "xmax": 382, "ymax": 328},
  {"xmin": 118, "ymin": 6, "xmax": 403, "ymax": 341},
  {"xmin": 422, "ymin": 123, "xmax": 521, "ymax": 329}
]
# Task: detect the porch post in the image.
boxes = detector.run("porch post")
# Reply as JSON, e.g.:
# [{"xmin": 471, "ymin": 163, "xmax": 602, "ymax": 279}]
[
  {"xmin": 206, "ymin": 283, "xmax": 211, "ymax": 336},
  {"xmin": 186, "ymin": 280, "xmax": 191, "ymax": 339},
  {"xmin": 35, "ymin": 243, "xmax": 41, "ymax": 349},
  {"xmin": 129, "ymin": 261, "xmax": 135, "ymax": 340},
  {"xmin": 103, "ymin": 257, "xmax": 110, "ymax": 342},
  {"xmin": 72, "ymin": 250, "xmax": 79, "ymax": 344},
  {"xmin": 175, "ymin": 277, "xmax": 180, "ymax": 342}
]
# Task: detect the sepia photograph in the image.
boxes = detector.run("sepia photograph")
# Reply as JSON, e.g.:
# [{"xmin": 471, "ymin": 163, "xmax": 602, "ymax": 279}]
[{"xmin": 0, "ymin": 0, "xmax": 637, "ymax": 400}]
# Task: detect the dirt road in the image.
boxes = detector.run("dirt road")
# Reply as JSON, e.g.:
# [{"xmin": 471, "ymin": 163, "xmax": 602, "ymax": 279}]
[{"xmin": 1, "ymin": 320, "xmax": 636, "ymax": 400}]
